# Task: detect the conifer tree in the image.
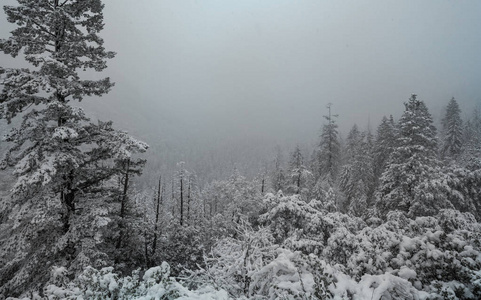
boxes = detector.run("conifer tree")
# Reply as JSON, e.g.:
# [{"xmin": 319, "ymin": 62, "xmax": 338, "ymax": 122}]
[
  {"xmin": 376, "ymin": 95, "xmax": 451, "ymax": 218},
  {"xmin": 271, "ymin": 147, "xmax": 286, "ymax": 193},
  {"xmin": 441, "ymin": 97, "xmax": 463, "ymax": 160},
  {"xmin": 316, "ymin": 103, "xmax": 340, "ymax": 182},
  {"xmin": 287, "ymin": 145, "xmax": 312, "ymax": 196},
  {"xmin": 339, "ymin": 125, "xmax": 374, "ymax": 216},
  {"xmin": 0, "ymin": 1, "xmax": 148, "ymax": 295},
  {"xmin": 461, "ymin": 108, "xmax": 481, "ymax": 170},
  {"xmin": 372, "ymin": 115, "xmax": 396, "ymax": 181}
]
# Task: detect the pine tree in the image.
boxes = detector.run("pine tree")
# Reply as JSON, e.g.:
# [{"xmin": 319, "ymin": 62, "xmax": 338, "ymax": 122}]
[
  {"xmin": 270, "ymin": 147, "xmax": 286, "ymax": 193},
  {"xmin": 316, "ymin": 103, "xmax": 340, "ymax": 182},
  {"xmin": 372, "ymin": 115, "xmax": 396, "ymax": 181},
  {"xmin": 339, "ymin": 125, "xmax": 374, "ymax": 216},
  {"xmin": 461, "ymin": 108, "xmax": 481, "ymax": 170},
  {"xmin": 458, "ymin": 108, "xmax": 481, "ymax": 220},
  {"xmin": 286, "ymin": 145, "xmax": 312, "ymax": 196},
  {"xmin": 441, "ymin": 97, "xmax": 463, "ymax": 160},
  {"xmin": 0, "ymin": 0, "xmax": 116, "ymax": 228},
  {"xmin": 376, "ymin": 95, "xmax": 451, "ymax": 218},
  {"xmin": 0, "ymin": 1, "xmax": 148, "ymax": 295}
]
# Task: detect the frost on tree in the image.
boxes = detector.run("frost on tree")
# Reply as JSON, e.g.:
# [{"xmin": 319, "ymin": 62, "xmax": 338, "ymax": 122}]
[
  {"xmin": 314, "ymin": 103, "xmax": 340, "ymax": 187},
  {"xmin": 0, "ymin": 0, "xmax": 148, "ymax": 296},
  {"xmin": 376, "ymin": 95, "xmax": 452, "ymax": 218},
  {"xmin": 0, "ymin": 0, "xmax": 115, "ymax": 121},
  {"xmin": 339, "ymin": 125, "xmax": 374, "ymax": 216},
  {"xmin": 462, "ymin": 108, "xmax": 481, "ymax": 170},
  {"xmin": 441, "ymin": 97, "xmax": 463, "ymax": 161},
  {"xmin": 286, "ymin": 145, "xmax": 312, "ymax": 197},
  {"xmin": 372, "ymin": 115, "xmax": 396, "ymax": 184},
  {"xmin": 0, "ymin": 0, "xmax": 116, "ymax": 218}
]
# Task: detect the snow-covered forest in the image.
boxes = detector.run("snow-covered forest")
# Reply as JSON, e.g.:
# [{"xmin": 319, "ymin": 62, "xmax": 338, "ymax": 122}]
[{"xmin": 0, "ymin": 1, "xmax": 481, "ymax": 299}]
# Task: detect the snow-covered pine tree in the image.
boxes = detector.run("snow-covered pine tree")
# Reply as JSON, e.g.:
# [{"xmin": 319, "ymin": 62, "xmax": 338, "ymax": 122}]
[
  {"xmin": 0, "ymin": 0, "xmax": 116, "ymax": 227},
  {"xmin": 375, "ymin": 95, "xmax": 452, "ymax": 218},
  {"xmin": 372, "ymin": 115, "xmax": 396, "ymax": 182},
  {"xmin": 339, "ymin": 125, "xmax": 374, "ymax": 216},
  {"xmin": 458, "ymin": 108, "xmax": 481, "ymax": 220},
  {"xmin": 343, "ymin": 124, "xmax": 362, "ymax": 162},
  {"xmin": 461, "ymin": 108, "xmax": 481, "ymax": 170},
  {"xmin": 441, "ymin": 97, "xmax": 463, "ymax": 161},
  {"xmin": 315, "ymin": 103, "xmax": 340, "ymax": 182},
  {"xmin": 270, "ymin": 147, "xmax": 286, "ymax": 193},
  {"xmin": 287, "ymin": 145, "xmax": 312, "ymax": 196},
  {"xmin": 0, "ymin": 1, "xmax": 148, "ymax": 296}
]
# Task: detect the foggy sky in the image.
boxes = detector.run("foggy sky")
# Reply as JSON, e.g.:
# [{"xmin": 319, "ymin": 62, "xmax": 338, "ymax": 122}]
[{"xmin": 1, "ymin": 0, "xmax": 481, "ymax": 180}]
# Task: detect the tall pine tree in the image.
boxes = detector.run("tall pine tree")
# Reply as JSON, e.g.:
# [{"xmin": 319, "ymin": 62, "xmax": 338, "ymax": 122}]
[
  {"xmin": 287, "ymin": 145, "xmax": 312, "ymax": 196},
  {"xmin": 376, "ymin": 95, "xmax": 451, "ymax": 218},
  {"xmin": 0, "ymin": 1, "xmax": 148, "ymax": 296},
  {"xmin": 441, "ymin": 97, "xmax": 463, "ymax": 160},
  {"xmin": 372, "ymin": 115, "xmax": 396, "ymax": 182},
  {"xmin": 339, "ymin": 125, "xmax": 374, "ymax": 216},
  {"xmin": 316, "ymin": 103, "xmax": 340, "ymax": 182}
]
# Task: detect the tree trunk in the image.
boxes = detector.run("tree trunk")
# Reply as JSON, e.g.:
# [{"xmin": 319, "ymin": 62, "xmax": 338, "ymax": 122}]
[
  {"xmin": 297, "ymin": 171, "xmax": 301, "ymax": 194},
  {"xmin": 116, "ymin": 159, "xmax": 130, "ymax": 250},
  {"xmin": 152, "ymin": 176, "xmax": 162, "ymax": 257},
  {"xmin": 180, "ymin": 176, "xmax": 183, "ymax": 226},
  {"xmin": 187, "ymin": 178, "xmax": 191, "ymax": 224}
]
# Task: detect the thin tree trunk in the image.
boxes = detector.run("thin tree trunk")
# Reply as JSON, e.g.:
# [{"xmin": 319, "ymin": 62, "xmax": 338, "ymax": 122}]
[
  {"xmin": 187, "ymin": 177, "xmax": 191, "ymax": 224},
  {"xmin": 180, "ymin": 176, "xmax": 183, "ymax": 226},
  {"xmin": 297, "ymin": 171, "xmax": 301, "ymax": 194},
  {"xmin": 116, "ymin": 159, "xmax": 130, "ymax": 249},
  {"xmin": 152, "ymin": 176, "xmax": 162, "ymax": 257},
  {"xmin": 171, "ymin": 178, "xmax": 175, "ymax": 216}
]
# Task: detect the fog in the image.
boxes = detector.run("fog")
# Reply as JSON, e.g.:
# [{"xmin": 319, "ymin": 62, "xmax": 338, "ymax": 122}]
[{"xmin": 1, "ymin": 0, "xmax": 481, "ymax": 184}]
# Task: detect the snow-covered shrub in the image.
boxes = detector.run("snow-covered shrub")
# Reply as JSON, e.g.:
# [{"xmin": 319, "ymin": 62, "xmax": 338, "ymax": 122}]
[
  {"xmin": 158, "ymin": 223, "xmax": 208, "ymax": 276},
  {"xmin": 197, "ymin": 220, "xmax": 336, "ymax": 299},
  {"xmin": 261, "ymin": 192, "xmax": 365, "ymax": 257},
  {"xmin": 321, "ymin": 209, "xmax": 481, "ymax": 299},
  {"xmin": 249, "ymin": 249, "xmax": 334, "ymax": 300},
  {"xmin": 40, "ymin": 262, "xmax": 228, "ymax": 300},
  {"xmin": 199, "ymin": 222, "xmax": 277, "ymax": 297},
  {"xmin": 259, "ymin": 192, "xmax": 318, "ymax": 244}
]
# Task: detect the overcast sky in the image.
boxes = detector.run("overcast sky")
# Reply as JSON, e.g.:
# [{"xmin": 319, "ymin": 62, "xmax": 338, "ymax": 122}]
[{"xmin": 1, "ymin": 0, "xmax": 481, "ymax": 176}]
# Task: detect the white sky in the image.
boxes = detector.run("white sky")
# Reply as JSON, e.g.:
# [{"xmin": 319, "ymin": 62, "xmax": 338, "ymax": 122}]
[{"xmin": 1, "ymin": 0, "xmax": 481, "ymax": 177}]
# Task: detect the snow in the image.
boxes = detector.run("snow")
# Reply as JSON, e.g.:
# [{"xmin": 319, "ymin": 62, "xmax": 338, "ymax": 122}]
[{"xmin": 398, "ymin": 266, "xmax": 417, "ymax": 280}]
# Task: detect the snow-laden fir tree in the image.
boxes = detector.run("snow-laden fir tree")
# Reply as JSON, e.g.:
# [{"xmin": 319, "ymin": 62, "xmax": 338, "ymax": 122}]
[
  {"xmin": 286, "ymin": 145, "xmax": 312, "ymax": 196},
  {"xmin": 461, "ymin": 108, "xmax": 481, "ymax": 170},
  {"xmin": 372, "ymin": 115, "xmax": 396, "ymax": 181},
  {"xmin": 457, "ymin": 108, "xmax": 481, "ymax": 220},
  {"xmin": 270, "ymin": 147, "xmax": 286, "ymax": 193},
  {"xmin": 315, "ymin": 103, "xmax": 340, "ymax": 182},
  {"xmin": 375, "ymin": 95, "xmax": 452, "ymax": 218},
  {"xmin": 441, "ymin": 97, "xmax": 463, "ymax": 160},
  {"xmin": 339, "ymin": 125, "xmax": 374, "ymax": 216},
  {"xmin": 0, "ymin": 0, "xmax": 148, "ymax": 296},
  {"xmin": 0, "ymin": 0, "xmax": 116, "ymax": 227}
]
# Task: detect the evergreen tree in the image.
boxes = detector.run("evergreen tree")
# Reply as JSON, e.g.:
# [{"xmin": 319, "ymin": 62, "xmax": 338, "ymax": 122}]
[
  {"xmin": 441, "ymin": 97, "xmax": 463, "ymax": 160},
  {"xmin": 372, "ymin": 115, "xmax": 396, "ymax": 181},
  {"xmin": 339, "ymin": 125, "xmax": 374, "ymax": 216},
  {"xmin": 0, "ymin": 1, "xmax": 148, "ymax": 295},
  {"xmin": 316, "ymin": 103, "xmax": 340, "ymax": 182},
  {"xmin": 270, "ymin": 147, "xmax": 286, "ymax": 193},
  {"xmin": 458, "ymin": 108, "xmax": 481, "ymax": 220},
  {"xmin": 461, "ymin": 108, "xmax": 481, "ymax": 170},
  {"xmin": 286, "ymin": 145, "xmax": 312, "ymax": 196},
  {"xmin": 376, "ymin": 95, "xmax": 451, "ymax": 218}
]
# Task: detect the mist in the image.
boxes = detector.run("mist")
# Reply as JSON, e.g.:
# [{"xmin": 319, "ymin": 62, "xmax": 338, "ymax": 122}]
[{"xmin": 1, "ymin": 0, "xmax": 481, "ymax": 184}]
